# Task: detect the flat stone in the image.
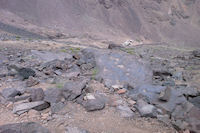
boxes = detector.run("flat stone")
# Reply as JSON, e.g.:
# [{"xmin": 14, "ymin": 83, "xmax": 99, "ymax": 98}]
[
  {"xmin": 14, "ymin": 94, "xmax": 31, "ymax": 102},
  {"xmin": 117, "ymin": 89, "xmax": 127, "ymax": 94},
  {"xmin": 1, "ymin": 88, "xmax": 21, "ymax": 99},
  {"xmin": 111, "ymin": 85, "xmax": 123, "ymax": 90},
  {"xmin": 13, "ymin": 101, "xmax": 50, "ymax": 115},
  {"xmin": 0, "ymin": 122, "xmax": 50, "ymax": 133}
]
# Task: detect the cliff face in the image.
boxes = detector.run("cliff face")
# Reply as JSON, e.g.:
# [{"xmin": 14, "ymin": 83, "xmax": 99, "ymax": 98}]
[{"xmin": 0, "ymin": 0, "xmax": 200, "ymax": 46}]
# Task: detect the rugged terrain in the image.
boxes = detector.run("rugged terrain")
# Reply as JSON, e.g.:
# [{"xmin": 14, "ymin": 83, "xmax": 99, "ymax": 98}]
[{"xmin": 0, "ymin": 0, "xmax": 200, "ymax": 133}]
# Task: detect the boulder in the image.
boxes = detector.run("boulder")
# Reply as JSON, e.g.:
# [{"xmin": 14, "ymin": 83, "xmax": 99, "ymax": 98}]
[
  {"xmin": 62, "ymin": 80, "xmax": 86, "ymax": 101},
  {"xmin": 87, "ymin": 48, "xmax": 153, "ymax": 88},
  {"xmin": 129, "ymin": 84, "xmax": 187, "ymax": 113},
  {"xmin": 30, "ymin": 88, "xmax": 45, "ymax": 102},
  {"xmin": 136, "ymin": 99, "xmax": 158, "ymax": 118},
  {"xmin": 44, "ymin": 88, "xmax": 63, "ymax": 104},
  {"xmin": 1, "ymin": 88, "xmax": 21, "ymax": 100},
  {"xmin": 17, "ymin": 67, "xmax": 36, "ymax": 80},
  {"xmin": 82, "ymin": 94, "xmax": 105, "ymax": 112}
]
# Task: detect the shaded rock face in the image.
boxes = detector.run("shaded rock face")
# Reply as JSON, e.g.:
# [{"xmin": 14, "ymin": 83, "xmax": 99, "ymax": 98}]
[
  {"xmin": 0, "ymin": 122, "xmax": 50, "ymax": 133},
  {"xmin": 0, "ymin": 0, "xmax": 200, "ymax": 47},
  {"xmin": 79, "ymin": 49, "xmax": 152, "ymax": 88},
  {"xmin": 84, "ymin": 49, "xmax": 153, "ymax": 88}
]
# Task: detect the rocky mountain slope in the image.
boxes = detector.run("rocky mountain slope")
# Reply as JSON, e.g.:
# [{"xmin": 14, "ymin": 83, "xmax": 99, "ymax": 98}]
[{"xmin": 0, "ymin": 0, "xmax": 200, "ymax": 47}]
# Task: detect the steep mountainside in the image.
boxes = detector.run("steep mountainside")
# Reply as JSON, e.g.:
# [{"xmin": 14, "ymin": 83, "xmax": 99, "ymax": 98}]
[{"xmin": 0, "ymin": 0, "xmax": 200, "ymax": 47}]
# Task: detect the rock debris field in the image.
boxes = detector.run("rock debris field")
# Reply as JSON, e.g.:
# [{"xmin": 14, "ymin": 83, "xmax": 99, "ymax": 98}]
[
  {"xmin": 0, "ymin": 0, "xmax": 200, "ymax": 132},
  {"xmin": 0, "ymin": 41, "xmax": 199, "ymax": 133}
]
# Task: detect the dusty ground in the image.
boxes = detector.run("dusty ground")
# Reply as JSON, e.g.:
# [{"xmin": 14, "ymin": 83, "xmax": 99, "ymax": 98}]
[{"xmin": 0, "ymin": 41, "xmax": 179, "ymax": 133}]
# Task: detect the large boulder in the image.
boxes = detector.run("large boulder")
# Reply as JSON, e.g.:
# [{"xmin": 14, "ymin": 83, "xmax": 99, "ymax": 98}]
[{"xmin": 81, "ymin": 49, "xmax": 152, "ymax": 88}]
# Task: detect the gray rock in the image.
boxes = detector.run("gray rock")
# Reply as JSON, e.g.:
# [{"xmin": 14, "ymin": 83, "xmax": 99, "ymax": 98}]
[
  {"xmin": 83, "ymin": 94, "xmax": 105, "ymax": 112},
  {"xmin": 172, "ymin": 120, "xmax": 188, "ymax": 130},
  {"xmin": 0, "ymin": 122, "xmax": 50, "ymax": 133},
  {"xmin": 189, "ymin": 96, "xmax": 200, "ymax": 108},
  {"xmin": 162, "ymin": 80, "xmax": 175, "ymax": 87},
  {"xmin": 128, "ymin": 84, "xmax": 166, "ymax": 102},
  {"xmin": 171, "ymin": 105, "xmax": 186, "ymax": 120},
  {"xmin": 108, "ymin": 44, "xmax": 123, "ymax": 50},
  {"xmin": 62, "ymin": 80, "xmax": 86, "ymax": 101},
  {"xmin": 192, "ymin": 50, "xmax": 200, "ymax": 58},
  {"xmin": 31, "ymin": 50, "xmax": 72, "ymax": 63},
  {"xmin": 136, "ymin": 99, "xmax": 158, "ymax": 118},
  {"xmin": 157, "ymin": 114, "xmax": 171, "ymax": 125},
  {"xmin": 30, "ymin": 88, "xmax": 45, "ymax": 102},
  {"xmin": 9, "ymin": 66, "xmax": 36, "ymax": 80},
  {"xmin": 117, "ymin": 105, "xmax": 134, "ymax": 118},
  {"xmin": 90, "ymin": 49, "xmax": 152, "ymax": 88},
  {"xmin": 13, "ymin": 94, "xmax": 31, "ymax": 102},
  {"xmin": 1, "ymin": 88, "xmax": 21, "ymax": 99},
  {"xmin": 26, "ymin": 76, "xmax": 39, "ymax": 87},
  {"xmin": 65, "ymin": 126, "xmax": 89, "ymax": 133},
  {"xmin": 173, "ymin": 71, "xmax": 183, "ymax": 80},
  {"xmin": 159, "ymin": 87, "xmax": 171, "ymax": 102},
  {"xmin": 129, "ymin": 84, "xmax": 187, "ymax": 113},
  {"xmin": 51, "ymin": 102, "xmax": 66, "ymax": 114},
  {"xmin": 13, "ymin": 101, "xmax": 50, "ymax": 115},
  {"xmin": 44, "ymin": 88, "xmax": 63, "ymax": 104}
]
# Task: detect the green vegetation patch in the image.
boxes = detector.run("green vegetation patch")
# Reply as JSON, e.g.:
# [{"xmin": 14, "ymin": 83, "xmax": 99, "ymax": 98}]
[
  {"xmin": 120, "ymin": 48, "xmax": 136, "ymax": 55},
  {"xmin": 15, "ymin": 36, "xmax": 21, "ymax": 40},
  {"xmin": 69, "ymin": 47, "xmax": 81, "ymax": 54},
  {"xmin": 91, "ymin": 67, "xmax": 99, "ymax": 80},
  {"xmin": 55, "ymin": 82, "xmax": 65, "ymax": 88}
]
